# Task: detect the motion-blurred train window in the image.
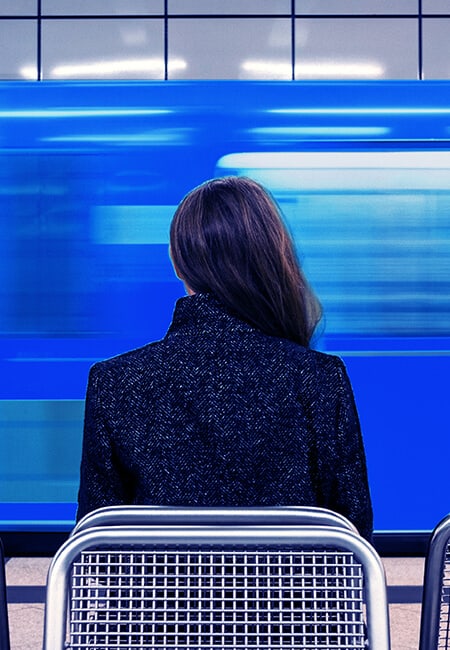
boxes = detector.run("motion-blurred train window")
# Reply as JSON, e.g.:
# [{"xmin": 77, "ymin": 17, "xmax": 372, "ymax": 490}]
[{"xmin": 217, "ymin": 151, "xmax": 450, "ymax": 340}]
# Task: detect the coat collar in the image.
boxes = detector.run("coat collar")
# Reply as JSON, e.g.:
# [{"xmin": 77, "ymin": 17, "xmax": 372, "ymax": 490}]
[{"xmin": 166, "ymin": 292, "xmax": 256, "ymax": 337}]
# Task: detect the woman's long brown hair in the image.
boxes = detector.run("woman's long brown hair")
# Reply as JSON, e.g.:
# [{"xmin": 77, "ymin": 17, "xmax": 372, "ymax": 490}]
[{"xmin": 170, "ymin": 176, "xmax": 322, "ymax": 347}]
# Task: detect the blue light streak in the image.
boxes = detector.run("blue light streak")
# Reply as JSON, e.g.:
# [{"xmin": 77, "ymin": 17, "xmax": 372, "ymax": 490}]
[
  {"xmin": 270, "ymin": 108, "xmax": 450, "ymax": 115},
  {"xmin": 0, "ymin": 108, "xmax": 171, "ymax": 118},
  {"xmin": 250, "ymin": 126, "xmax": 390, "ymax": 137}
]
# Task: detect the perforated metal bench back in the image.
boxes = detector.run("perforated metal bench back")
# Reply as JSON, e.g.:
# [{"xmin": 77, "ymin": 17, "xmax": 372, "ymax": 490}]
[
  {"xmin": 437, "ymin": 542, "xmax": 450, "ymax": 648},
  {"xmin": 420, "ymin": 515, "xmax": 450, "ymax": 650},
  {"xmin": 69, "ymin": 544, "xmax": 366, "ymax": 649},
  {"xmin": 44, "ymin": 525, "xmax": 390, "ymax": 650}
]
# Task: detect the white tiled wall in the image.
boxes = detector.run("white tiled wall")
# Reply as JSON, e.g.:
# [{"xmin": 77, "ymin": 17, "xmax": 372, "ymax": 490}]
[
  {"xmin": 295, "ymin": 0, "xmax": 417, "ymax": 15},
  {"xmin": 41, "ymin": 0, "xmax": 164, "ymax": 15},
  {"xmin": 295, "ymin": 18, "xmax": 418, "ymax": 80},
  {"xmin": 0, "ymin": 0, "xmax": 448, "ymax": 80}
]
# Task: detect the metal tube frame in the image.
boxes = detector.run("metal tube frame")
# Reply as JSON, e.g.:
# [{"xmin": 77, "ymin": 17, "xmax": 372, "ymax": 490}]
[
  {"xmin": 44, "ymin": 524, "xmax": 390, "ymax": 650},
  {"xmin": 73, "ymin": 505, "xmax": 357, "ymax": 535}
]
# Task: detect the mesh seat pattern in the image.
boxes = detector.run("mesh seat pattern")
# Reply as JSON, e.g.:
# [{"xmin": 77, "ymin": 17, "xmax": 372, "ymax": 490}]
[
  {"xmin": 438, "ymin": 543, "xmax": 450, "ymax": 648},
  {"xmin": 69, "ymin": 545, "xmax": 366, "ymax": 649}
]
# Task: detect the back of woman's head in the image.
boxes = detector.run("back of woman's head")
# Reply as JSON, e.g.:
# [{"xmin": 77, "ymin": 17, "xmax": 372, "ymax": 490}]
[{"xmin": 170, "ymin": 176, "xmax": 322, "ymax": 347}]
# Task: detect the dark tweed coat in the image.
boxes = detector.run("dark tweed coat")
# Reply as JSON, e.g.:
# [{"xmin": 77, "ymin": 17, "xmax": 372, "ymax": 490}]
[{"xmin": 77, "ymin": 292, "xmax": 373, "ymax": 540}]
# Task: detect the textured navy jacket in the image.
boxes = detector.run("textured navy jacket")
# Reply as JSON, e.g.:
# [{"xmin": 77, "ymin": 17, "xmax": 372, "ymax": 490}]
[{"xmin": 77, "ymin": 292, "xmax": 373, "ymax": 540}]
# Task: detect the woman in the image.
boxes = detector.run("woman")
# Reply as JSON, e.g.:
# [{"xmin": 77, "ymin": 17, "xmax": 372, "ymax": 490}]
[{"xmin": 77, "ymin": 176, "xmax": 373, "ymax": 540}]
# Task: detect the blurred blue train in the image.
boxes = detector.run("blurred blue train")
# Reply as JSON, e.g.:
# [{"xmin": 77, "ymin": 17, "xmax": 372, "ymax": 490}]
[{"xmin": 0, "ymin": 81, "xmax": 449, "ymax": 540}]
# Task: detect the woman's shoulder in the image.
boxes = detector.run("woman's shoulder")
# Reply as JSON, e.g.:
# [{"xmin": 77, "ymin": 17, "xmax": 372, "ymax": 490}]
[
  {"xmin": 88, "ymin": 340, "xmax": 162, "ymax": 379},
  {"xmin": 280, "ymin": 337, "xmax": 345, "ymax": 372},
  {"xmin": 309, "ymin": 347, "xmax": 345, "ymax": 372},
  {"xmin": 277, "ymin": 340, "xmax": 348, "ymax": 391}
]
